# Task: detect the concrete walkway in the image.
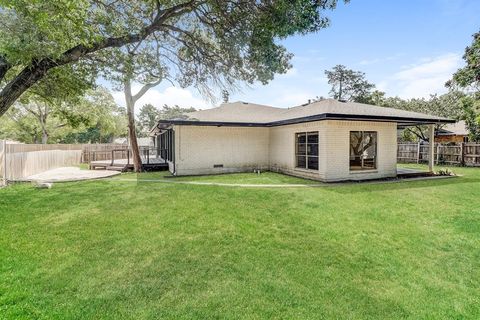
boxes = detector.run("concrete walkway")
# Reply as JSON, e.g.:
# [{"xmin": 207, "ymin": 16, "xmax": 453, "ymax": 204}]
[{"xmin": 23, "ymin": 167, "xmax": 120, "ymax": 182}]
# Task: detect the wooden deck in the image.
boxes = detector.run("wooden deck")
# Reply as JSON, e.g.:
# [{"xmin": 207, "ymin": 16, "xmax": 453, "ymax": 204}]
[{"xmin": 90, "ymin": 156, "xmax": 168, "ymax": 172}]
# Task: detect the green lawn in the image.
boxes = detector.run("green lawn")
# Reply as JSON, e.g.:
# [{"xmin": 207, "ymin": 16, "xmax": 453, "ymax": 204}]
[
  {"xmin": 129, "ymin": 170, "xmax": 320, "ymax": 185},
  {"xmin": 1, "ymin": 165, "xmax": 479, "ymax": 319}
]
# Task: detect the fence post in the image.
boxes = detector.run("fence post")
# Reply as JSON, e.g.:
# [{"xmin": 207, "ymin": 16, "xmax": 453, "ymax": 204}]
[
  {"xmin": 416, "ymin": 142, "xmax": 421, "ymax": 163},
  {"xmin": 460, "ymin": 142, "xmax": 465, "ymax": 166},
  {"xmin": 436, "ymin": 143, "xmax": 440, "ymax": 165},
  {"xmin": 2, "ymin": 139, "xmax": 6, "ymax": 186}
]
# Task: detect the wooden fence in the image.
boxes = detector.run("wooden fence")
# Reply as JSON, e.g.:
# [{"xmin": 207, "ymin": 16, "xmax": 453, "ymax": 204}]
[
  {"xmin": 0, "ymin": 142, "xmax": 130, "ymax": 182},
  {"xmin": 4, "ymin": 149, "xmax": 82, "ymax": 181},
  {"xmin": 0, "ymin": 141, "xmax": 5, "ymax": 186},
  {"xmin": 398, "ymin": 142, "xmax": 480, "ymax": 166}
]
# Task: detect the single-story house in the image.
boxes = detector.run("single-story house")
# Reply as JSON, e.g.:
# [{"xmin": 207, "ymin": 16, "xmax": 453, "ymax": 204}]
[
  {"xmin": 150, "ymin": 99, "xmax": 454, "ymax": 182},
  {"xmin": 435, "ymin": 120, "xmax": 469, "ymax": 143}
]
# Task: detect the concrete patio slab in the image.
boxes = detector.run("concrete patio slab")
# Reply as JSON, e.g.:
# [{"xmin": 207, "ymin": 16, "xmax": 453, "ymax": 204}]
[{"xmin": 22, "ymin": 167, "xmax": 120, "ymax": 182}]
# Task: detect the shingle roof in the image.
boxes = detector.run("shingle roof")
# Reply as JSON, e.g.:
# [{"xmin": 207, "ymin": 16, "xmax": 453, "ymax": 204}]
[
  {"xmin": 437, "ymin": 120, "xmax": 468, "ymax": 136},
  {"xmin": 152, "ymin": 99, "xmax": 454, "ymax": 133},
  {"xmin": 187, "ymin": 101, "xmax": 284, "ymax": 123}
]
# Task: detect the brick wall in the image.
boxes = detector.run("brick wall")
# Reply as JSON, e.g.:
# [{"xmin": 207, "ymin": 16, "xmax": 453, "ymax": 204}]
[
  {"xmin": 173, "ymin": 125, "xmax": 270, "ymax": 175},
  {"xmin": 171, "ymin": 120, "xmax": 398, "ymax": 181}
]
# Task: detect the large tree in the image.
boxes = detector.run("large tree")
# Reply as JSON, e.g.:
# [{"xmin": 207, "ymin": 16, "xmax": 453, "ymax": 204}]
[
  {"xmin": 382, "ymin": 91, "xmax": 466, "ymax": 142},
  {"xmin": 0, "ymin": 87, "xmax": 126, "ymax": 143},
  {"xmin": 448, "ymin": 30, "xmax": 480, "ymax": 141},
  {"xmin": 325, "ymin": 64, "xmax": 375, "ymax": 102},
  {"xmin": 138, "ymin": 103, "xmax": 196, "ymax": 136},
  {"xmin": 449, "ymin": 30, "xmax": 480, "ymax": 91},
  {"xmin": 0, "ymin": 0, "xmax": 346, "ymax": 118},
  {"xmin": 137, "ymin": 104, "xmax": 160, "ymax": 136}
]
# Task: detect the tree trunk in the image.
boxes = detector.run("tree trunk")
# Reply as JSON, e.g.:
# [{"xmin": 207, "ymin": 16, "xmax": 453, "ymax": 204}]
[
  {"xmin": 127, "ymin": 113, "xmax": 142, "ymax": 172},
  {"xmin": 41, "ymin": 130, "xmax": 48, "ymax": 144},
  {"xmin": 124, "ymin": 81, "xmax": 142, "ymax": 172}
]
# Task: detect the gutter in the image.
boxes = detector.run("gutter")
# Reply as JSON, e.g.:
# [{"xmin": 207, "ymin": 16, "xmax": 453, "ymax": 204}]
[{"xmin": 151, "ymin": 113, "xmax": 455, "ymax": 131}]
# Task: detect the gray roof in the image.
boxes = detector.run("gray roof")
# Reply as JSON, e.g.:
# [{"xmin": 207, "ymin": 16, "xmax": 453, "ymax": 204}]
[
  {"xmin": 152, "ymin": 99, "xmax": 454, "ymax": 133},
  {"xmin": 437, "ymin": 120, "xmax": 468, "ymax": 136}
]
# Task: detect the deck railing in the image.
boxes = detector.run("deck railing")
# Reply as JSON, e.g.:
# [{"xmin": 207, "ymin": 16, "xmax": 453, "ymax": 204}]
[{"xmin": 139, "ymin": 146, "xmax": 167, "ymax": 165}]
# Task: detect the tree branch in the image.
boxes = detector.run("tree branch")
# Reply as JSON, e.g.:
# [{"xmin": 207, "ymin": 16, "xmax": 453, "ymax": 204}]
[
  {"xmin": 0, "ymin": 0, "xmax": 198, "ymax": 117},
  {"xmin": 132, "ymin": 79, "xmax": 162, "ymax": 103}
]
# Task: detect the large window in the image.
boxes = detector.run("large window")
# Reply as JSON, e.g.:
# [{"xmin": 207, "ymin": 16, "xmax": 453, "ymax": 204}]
[
  {"xmin": 160, "ymin": 129, "xmax": 174, "ymax": 161},
  {"xmin": 296, "ymin": 132, "xmax": 318, "ymax": 170},
  {"xmin": 350, "ymin": 131, "xmax": 377, "ymax": 170}
]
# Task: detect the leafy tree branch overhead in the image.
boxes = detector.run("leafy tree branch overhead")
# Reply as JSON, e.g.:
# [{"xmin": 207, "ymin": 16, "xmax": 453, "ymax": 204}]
[{"xmin": 0, "ymin": 0, "xmax": 347, "ymax": 117}]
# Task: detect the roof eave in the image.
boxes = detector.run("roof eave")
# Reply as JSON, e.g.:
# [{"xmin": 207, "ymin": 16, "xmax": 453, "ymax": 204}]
[{"xmin": 152, "ymin": 113, "xmax": 455, "ymax": 129}]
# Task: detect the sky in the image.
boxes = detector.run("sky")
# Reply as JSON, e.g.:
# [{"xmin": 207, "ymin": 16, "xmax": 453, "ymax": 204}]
[{"xmin": 111, "ymin": 0, "xmax": 480, "ymax": 111}]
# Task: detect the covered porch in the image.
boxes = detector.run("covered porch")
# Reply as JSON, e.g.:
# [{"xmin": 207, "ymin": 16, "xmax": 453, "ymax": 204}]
[{"xmin": 397, "ymin": 123, "xmax": 439, "ymax": 177}]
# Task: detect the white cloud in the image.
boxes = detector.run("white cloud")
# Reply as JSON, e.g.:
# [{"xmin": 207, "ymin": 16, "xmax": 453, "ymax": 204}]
[
  {"xmin": 381, "ymin": 53, "xmax": 461, "ymax": 98},
  {"xmin": 112, "ymin": 85, "xmax": 210, "ymax": 113}
]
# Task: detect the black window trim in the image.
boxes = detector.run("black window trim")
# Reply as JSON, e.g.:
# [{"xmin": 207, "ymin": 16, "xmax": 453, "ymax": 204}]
[
  {"xmin": 295, "ymin": 131, "xmax": 319, "ymax": 171},
  {"xmin": 349, "ymin": 131, "xmax": 378, "ymax": 171}
]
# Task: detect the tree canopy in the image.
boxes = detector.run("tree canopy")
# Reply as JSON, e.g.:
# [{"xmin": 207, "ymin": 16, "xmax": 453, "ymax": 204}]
[
  {"xmin": 325, "ymin": 64, "xmax": 375, "ymax": 102},
  {"xmin": 0, "ymin": 0, "xmax": 346, "ymax": 117},
  {"xmin": 448, "ymin": 30, "xmax": 480, "ymax": 142},
  {"xmin": 449, "ymin": 30, "xmax": 480, "ymax": 91},
  {"xmin": 137, "ymin": 103, "xmax": 196, "ymax": 136},
  {"xmin": 0, "ymin": 87, "xmax": 126, "ymax": 143}
]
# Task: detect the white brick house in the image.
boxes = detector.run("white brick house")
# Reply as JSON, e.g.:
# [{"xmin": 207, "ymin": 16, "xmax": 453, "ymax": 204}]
[{"xmin": 150, "ymin": 99, "xmax": 453, "ymax": 182}]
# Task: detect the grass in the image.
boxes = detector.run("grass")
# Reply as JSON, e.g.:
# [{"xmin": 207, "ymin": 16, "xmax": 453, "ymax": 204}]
[
  {"xmin": 0, "ymin": 165, "xmax": 479, "ymax": 319},
  {"xmin": 127, "ymin": 170, "xmax": 320, "ymax": 185}
]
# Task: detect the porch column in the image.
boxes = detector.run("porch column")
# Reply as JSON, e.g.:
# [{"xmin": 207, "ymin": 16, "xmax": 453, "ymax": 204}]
[{"xmin": 428, "ymin": 124, "xmax": 435, "ymax": 172}]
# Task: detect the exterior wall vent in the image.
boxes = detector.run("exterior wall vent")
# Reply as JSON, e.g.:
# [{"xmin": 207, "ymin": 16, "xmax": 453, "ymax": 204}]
[{"xmin": 213, "ymin": 164, "xmax": 224, "ymax": 168}]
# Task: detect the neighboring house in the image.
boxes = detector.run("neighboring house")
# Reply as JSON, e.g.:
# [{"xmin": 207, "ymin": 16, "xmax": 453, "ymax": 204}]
[
  {"xmin": 150, "ymin": 99, "xmax": 453, "ymax": 182},
  {"xmin": 435, "ymin": 121, "xmax": 469, "ymax": 143}
]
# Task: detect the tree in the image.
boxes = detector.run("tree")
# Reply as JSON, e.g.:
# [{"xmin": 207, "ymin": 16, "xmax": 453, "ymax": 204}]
[
  {"xmin": 0, "ymin": 87, "xmax": 126, "ymax": 143},
  {"xmin": 449, "ymin": 30, "xmax": 480, "ymax": 91},
  {"xmin": 137, "ymin": 104, "xmax": 159, "ymax": 136},
  {"xmin": 325, "ymin": 65, "xmax": 375, "ymax": 102},
  {"xmin": 137, "ymin": 103, "xmax": 197, "ymax": 137},
  {"xmin": 159, "ymin": 104, "xmax": 196, "ymax": 120},
  {"xmin": 381, "ymin": 91, "xmax": 466, "ymax": 141},
  {"xmin": 0, "ymin": 0, "xmax": 346, "ymax": 118},
  {"xmin": 362, "ymin": 90, "xmax": 386, "ymax": 106},
  {"xmin": 448, "ymin": 30, "xmax": 480, "ymax": 140},
  {"xmin": 460, "ymin": 96, "xmax": 480, "ymax": 142}
]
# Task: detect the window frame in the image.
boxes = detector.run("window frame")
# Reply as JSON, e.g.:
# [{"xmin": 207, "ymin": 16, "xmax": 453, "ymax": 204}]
[
  {"xmin": 295, "ymin": 131, "xmax": 319, "ymax": 170},
  {"xmin": 349, "ymin": 131, "xmax": 378, "ymax": 171}
]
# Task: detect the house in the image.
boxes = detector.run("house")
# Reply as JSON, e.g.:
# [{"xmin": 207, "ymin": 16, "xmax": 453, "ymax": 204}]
[
  {"xmin": 435, "ymin": 121, "xmax": 469, "ymax": 143},
  {"xmin": 150, "ymin": 99, "xmax": 454, "ymax": 182}
]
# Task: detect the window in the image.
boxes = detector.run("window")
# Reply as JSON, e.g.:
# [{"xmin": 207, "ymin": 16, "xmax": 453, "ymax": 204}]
[
  {"xmin": 160, "ymin": 129, "xmax": 174, "ymax": 161},
  {"xmin": 296, "ymin": 132, "xmax": 318, "ymax": 170},
  {"xmin": 350, "ymin": 131, "xmax": 377, "ymax": 170}
]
